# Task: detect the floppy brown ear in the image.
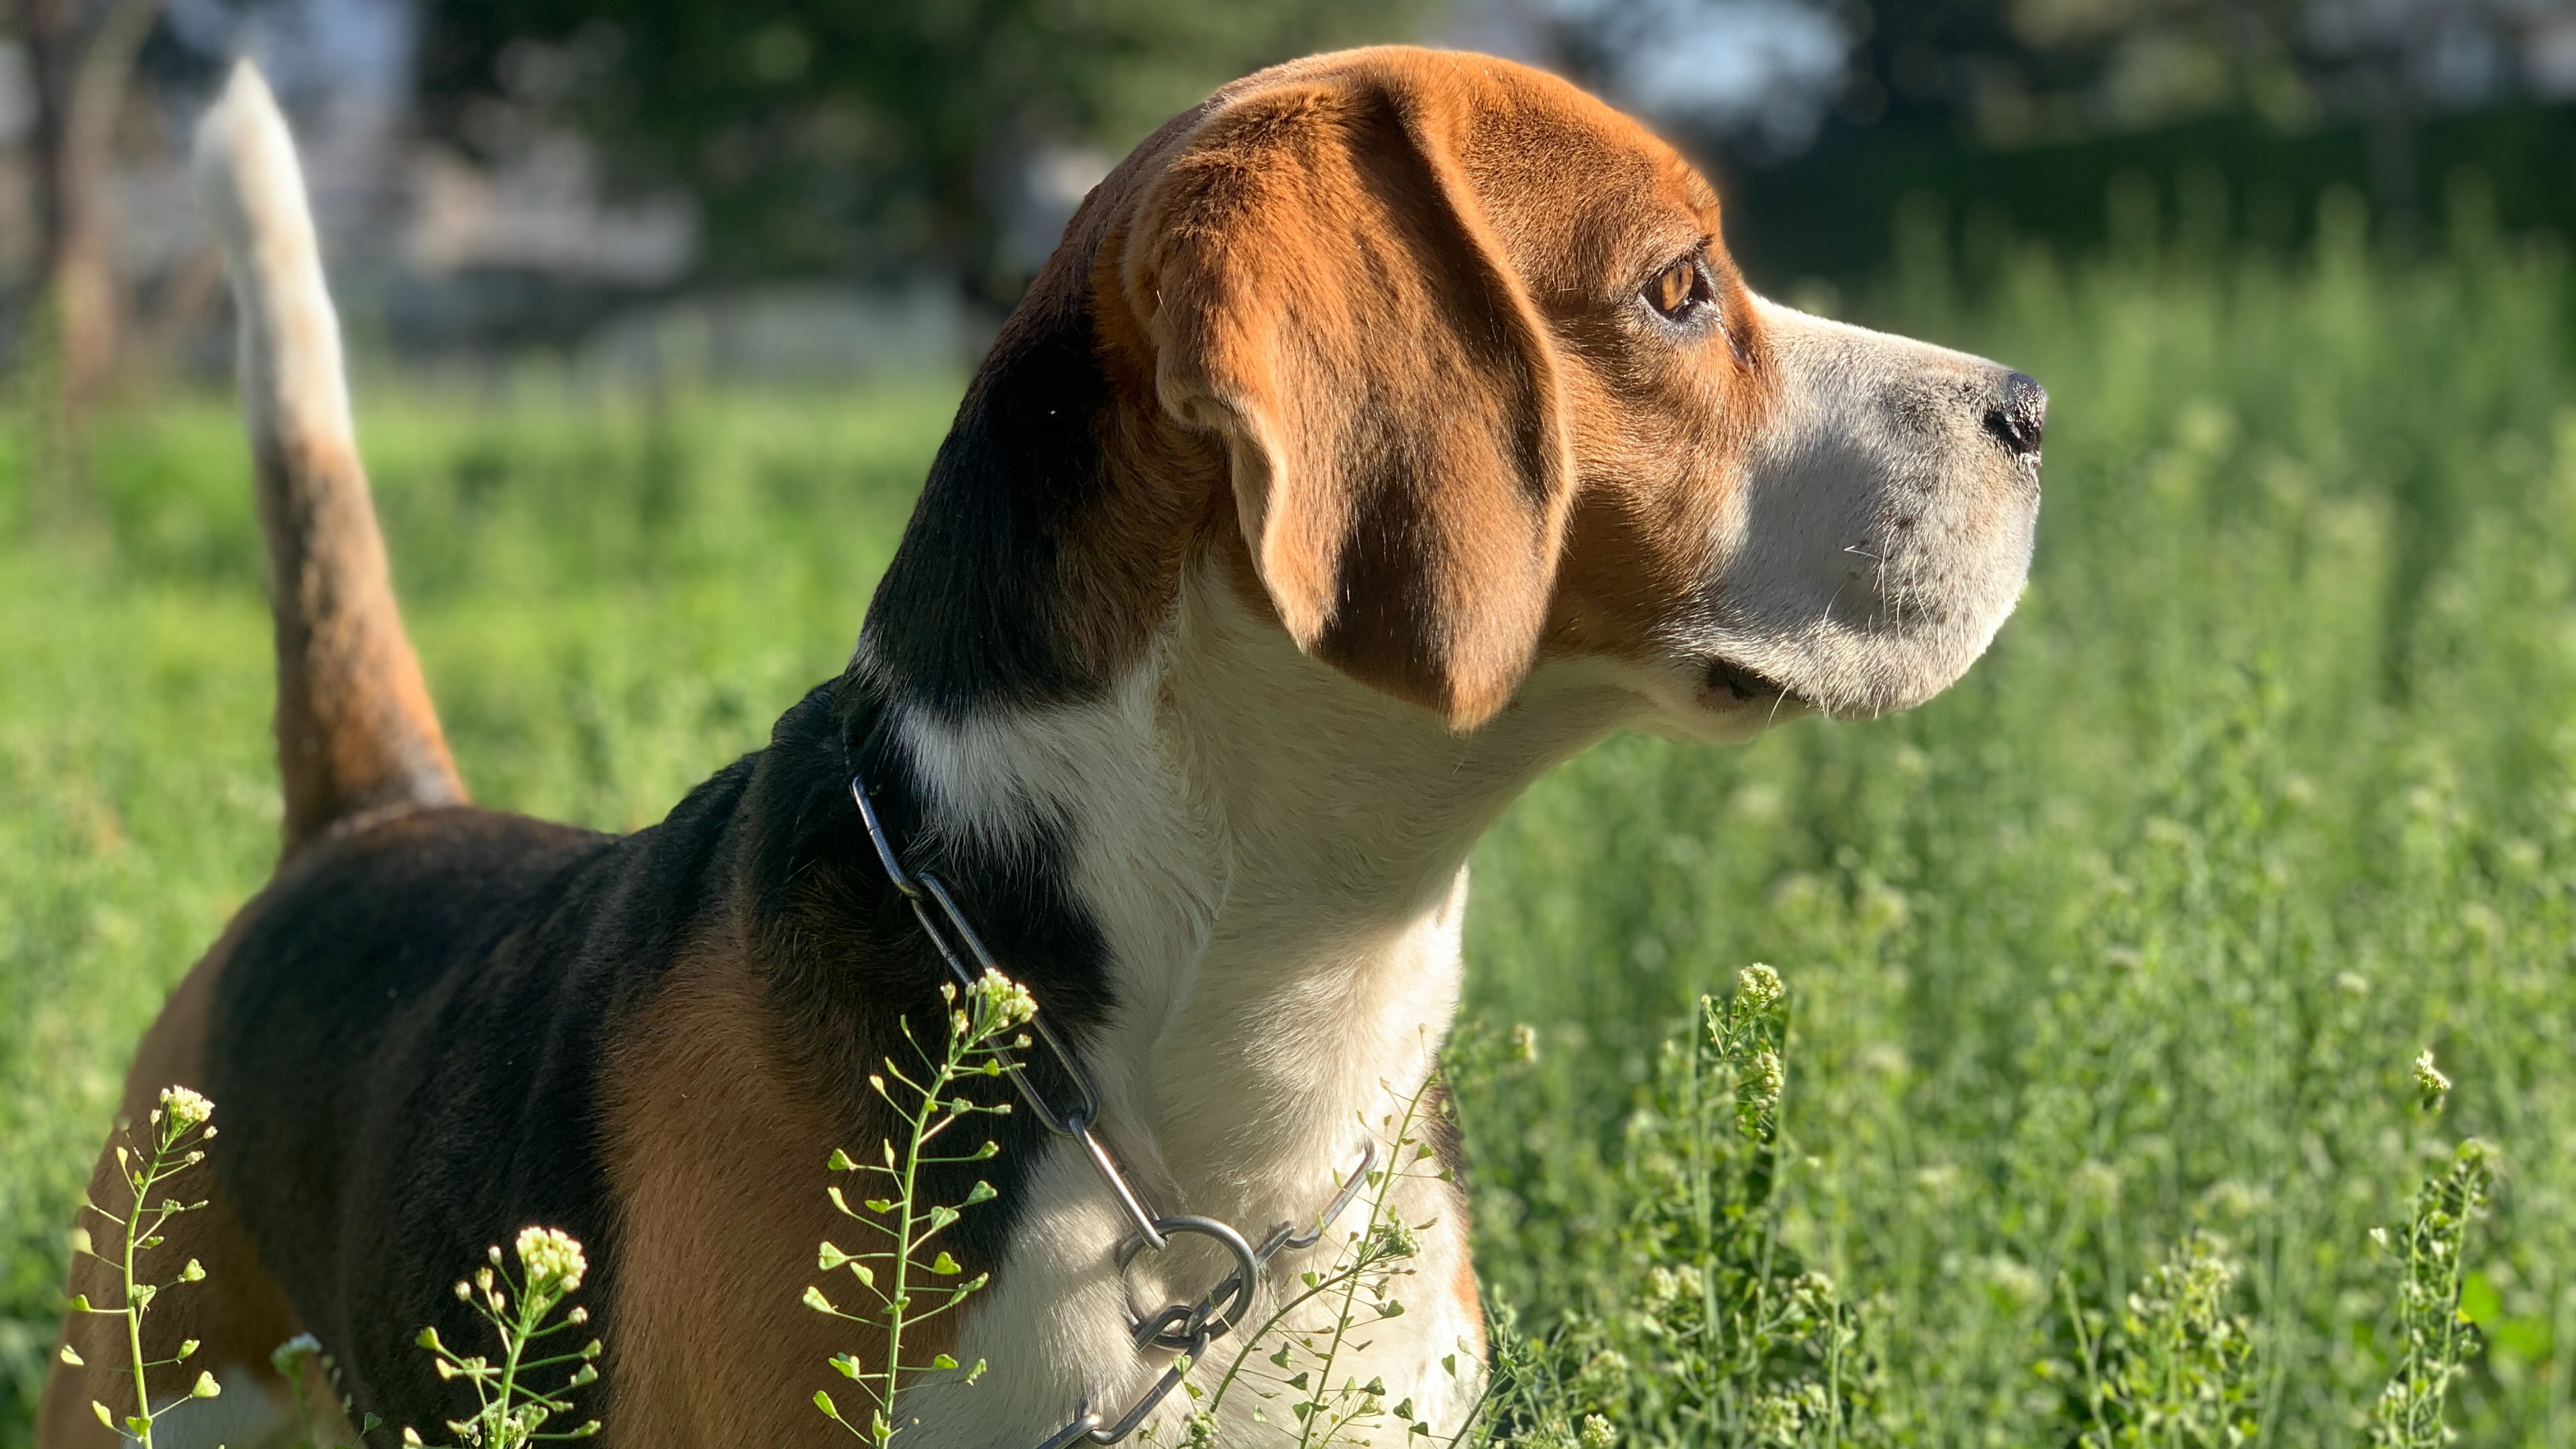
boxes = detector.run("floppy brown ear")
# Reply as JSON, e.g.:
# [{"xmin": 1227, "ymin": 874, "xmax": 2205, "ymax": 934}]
[{"xmin": 1120, "ymin": 68, "xmax": 1572, "ymax": 731}]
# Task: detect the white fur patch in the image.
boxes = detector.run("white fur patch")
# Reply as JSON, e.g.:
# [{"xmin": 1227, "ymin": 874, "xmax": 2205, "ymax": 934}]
[
  {"xmin": 885, "ymin": 568, "xmax": 1633, "ymax": 1444},
  {"xmin": 191, "ymin": 62, "xmax": 358, "ymax": 468},
  {"xmin": 1686, "ymin": 299, "xmax": 2041, "ymax": 720}
]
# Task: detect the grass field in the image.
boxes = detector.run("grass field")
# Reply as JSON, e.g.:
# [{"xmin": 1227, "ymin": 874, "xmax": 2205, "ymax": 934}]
[{"xmin": 7, "ymin": 193, "xmax": 2576, "ymax": 1444}]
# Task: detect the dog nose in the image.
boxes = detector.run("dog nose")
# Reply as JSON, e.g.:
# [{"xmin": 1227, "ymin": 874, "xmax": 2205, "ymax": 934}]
[{"xmin": 1984, "ymin": 371, "xmax": 2047, "ymax": 458}]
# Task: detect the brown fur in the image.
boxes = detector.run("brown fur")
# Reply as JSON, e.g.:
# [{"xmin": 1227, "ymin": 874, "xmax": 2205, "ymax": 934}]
[
  {"xmin": 1074, "ymin": 50, "xmax": 1776, "ymax": 727},
  {"xmin": 193, "ymin": 60, "xmax": 466, "ymax": 858},
  {"xmin": 921, "ymin": 49, "xmax": 1782, "ymax": 733},
  {"xmin": 256, "ymin": 427, "xmax": 464, "ymax": 856},
  {"xmin": 1114, "ymin": 67, "xmax": 1573, "ymax": 729},
  {"xmin": 597, "ymin": 930, "xmax": 943, "ymax": 1444}
]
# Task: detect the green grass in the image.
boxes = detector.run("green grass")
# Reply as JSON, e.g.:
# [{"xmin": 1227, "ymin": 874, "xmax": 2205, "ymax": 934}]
[{"xmin": 7, "ymin": 206, "xmax": 2576, "ymax": 1444}]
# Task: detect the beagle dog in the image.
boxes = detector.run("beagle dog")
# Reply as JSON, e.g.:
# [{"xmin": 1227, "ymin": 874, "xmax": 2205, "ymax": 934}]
[{"xmin": 42, "ymin": 46, "xmax": 2041, "ymax": 1449}]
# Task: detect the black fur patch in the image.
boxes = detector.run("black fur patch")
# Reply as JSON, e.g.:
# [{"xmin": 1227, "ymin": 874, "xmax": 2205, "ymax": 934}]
[
  {"xmin": 860, "ymin": 280, "xmax": 1118, "ymax": 720},
  {"xmin": 749, "ymin": 684, "xmax": 1117, "ymax": 1271},
  {"xmin": 205, "ymin": 682, "xmax": 1116, "ymax": 1442},
  {"xmin": 206, "ymin": 776, "xmax": 731, "ymax": 1438}
]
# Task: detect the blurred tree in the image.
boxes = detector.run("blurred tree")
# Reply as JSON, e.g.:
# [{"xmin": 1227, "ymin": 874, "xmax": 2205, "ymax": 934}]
[
  {"xmin": 1541, "ymin": 0, "xmax": 2573, "ymax": 155},
  {"xmin": 1536, "ymin": 0, "xmax": 2576, "ymax": 271},
  {"xmin": 415, "ymin": 0, "xmax": 1428, "ymax": 301},
  {"xmin": 23, "ymin": 0, "xmax": 165, "ymax": 409},
  {"xmin": 1847, "ymin": 0, "xmax": 2314, "ymax": 146}
]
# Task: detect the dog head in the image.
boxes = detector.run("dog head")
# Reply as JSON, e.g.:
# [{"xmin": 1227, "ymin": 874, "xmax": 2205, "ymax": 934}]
[
  {"xmin": 863, "ymin": 47, "xmax": 2039, "ymax": 741},
  {"xmin": 1097, "ymin": 48, "xmax": 2040, "ymax": 734}
]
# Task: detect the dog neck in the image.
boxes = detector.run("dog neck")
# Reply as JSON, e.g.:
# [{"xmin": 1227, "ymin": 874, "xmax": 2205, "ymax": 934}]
[
  {"xmin": 796, "ymin": 264, "xmax": 1653, "ymax": 1438},
  {"xmin": 854, "ymin": 555, "xmax": 1637, "ymax": 1236}
]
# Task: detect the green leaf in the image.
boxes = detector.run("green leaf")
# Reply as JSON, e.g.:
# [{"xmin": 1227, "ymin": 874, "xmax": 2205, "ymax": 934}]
[
  {"xmin": 928, "ymin": 1251, "xmax": 961, "ymax": 1275},
  {"xmin": 851, "ymin": 1261, "xmax": 875, "ymax": 1288},
  {"xmin": 963, "ymin": 1180, "xmax": 998, "ymax": 1205},
  {"xmin": 828, "ymin": 1148, "xmax": 857, "ymax": 1172},
  {"xmin": 930, "ymin": 1353, "xmax": 958, "ymax": 1370},
  {"xmin": 818, "ymin": 1242, "xmax": 851, "ymax": 1271},
  {"xmin": 803, "ymin": 1285, "xmax": 835, "ymax": 1313},
  {"xmin": 830, "ymin": 1352, "xmax": 863, "ymax": 1380},
  {"xmin": 2460, "ymin": 1272, "xmax": 2503, "ymax": 1326}
]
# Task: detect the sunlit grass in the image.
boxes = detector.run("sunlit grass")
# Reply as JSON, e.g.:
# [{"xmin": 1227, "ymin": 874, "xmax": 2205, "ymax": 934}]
[{"xmin": 6, "ymin": 215, "xmax": 2575, "ymax": 1443}]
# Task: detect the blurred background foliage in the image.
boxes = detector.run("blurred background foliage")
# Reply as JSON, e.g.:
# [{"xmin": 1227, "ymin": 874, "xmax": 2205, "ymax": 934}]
[
  {"xmin": 0, "ymin": 0, "xmax": 2563, "ymax": 390},
  {"xmin": 408, "ymin": 0, "xmax": 1426, "ymax": 299}
]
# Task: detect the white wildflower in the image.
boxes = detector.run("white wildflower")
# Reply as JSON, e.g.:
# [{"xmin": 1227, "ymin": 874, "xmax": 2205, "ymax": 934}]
[
  {"xmin": 1737, "ymin": 964, "xmax": 1784, "ymax": 1011},
  {"xmin": 971, "ymin": 971, "xmax": 1038, "ymax": 1028},
  {"xmin": 514, "ymin": 1227, "xmax": 588, "ymax": 1294},
  {"xmin": 159, "ymin": 1086, "xmax": 214, "ymax": 1132},
  {"xmin": 1747, "ymin": 1050, "xmax": 1786, "ymax": 1111},
  {"xmin": 2414, "ymin": 1049, "xmax": 2452, "ymax": 1108}
]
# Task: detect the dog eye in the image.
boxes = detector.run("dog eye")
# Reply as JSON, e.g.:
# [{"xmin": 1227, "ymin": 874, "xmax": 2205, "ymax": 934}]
[{"xmin": 1645, "ymin": 258, "xmax": 1707, "ymax": 321}]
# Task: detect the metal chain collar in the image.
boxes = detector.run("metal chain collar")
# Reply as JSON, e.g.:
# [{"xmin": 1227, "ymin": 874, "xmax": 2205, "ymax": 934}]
[{"xmin": 851, "ymin": 774, "xmax": 1377, "ymax": 1448}]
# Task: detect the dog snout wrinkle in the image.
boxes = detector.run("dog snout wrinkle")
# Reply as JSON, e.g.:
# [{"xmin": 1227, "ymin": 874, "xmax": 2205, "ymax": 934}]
[{"xmin": 1985, "ymin": 371, "xmax": 2047, "ymax": 458}]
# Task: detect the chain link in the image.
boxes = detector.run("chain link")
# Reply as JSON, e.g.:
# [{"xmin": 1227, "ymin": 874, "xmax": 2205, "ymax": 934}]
[{"xmin": 852, "ymin": 774, "xmax": 1374, "ymax": 1446}]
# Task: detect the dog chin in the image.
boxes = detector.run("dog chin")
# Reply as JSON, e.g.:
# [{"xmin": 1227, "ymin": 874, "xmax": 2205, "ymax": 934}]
[
  {"xmin": 1635, "ymin": 614, "xmax": 2014, "ymax": 742},
  {"xmin": 1782, "ymin": 611, "xmax": 2025, "ymax": 720}
]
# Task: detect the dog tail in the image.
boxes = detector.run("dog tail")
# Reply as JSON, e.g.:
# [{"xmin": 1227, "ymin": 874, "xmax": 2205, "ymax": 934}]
[{"xmin": 193, "ymin": 61, "xmax": 466, "ymax": 856}]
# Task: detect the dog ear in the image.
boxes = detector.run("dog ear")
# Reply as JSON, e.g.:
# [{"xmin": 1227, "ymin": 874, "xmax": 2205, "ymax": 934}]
[{"xmin": 1122, "ymin": 70, "xmax": 1572, "ymax": 731}]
